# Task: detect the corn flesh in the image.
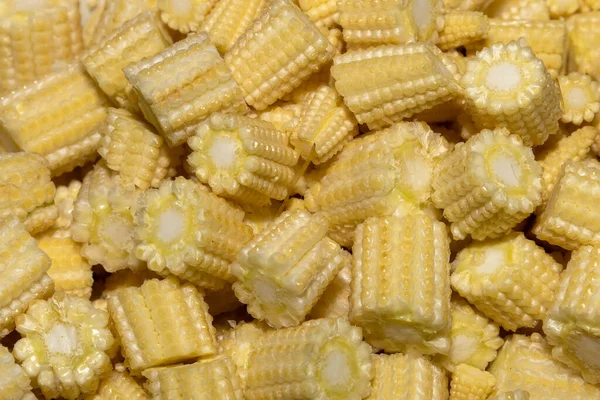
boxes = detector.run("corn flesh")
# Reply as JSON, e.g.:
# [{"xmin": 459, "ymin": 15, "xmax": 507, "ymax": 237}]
[
  {"xmin": 567, "ymin": 13, "xmax": 600, "ymax": 82},
  {"xmin": 158, "ymin": 0, "xmax": 219, "ymax": 33},
  {"xmin": 299, "ymin": 0, "xmax": 338, "ymax": 28},
  {"xmin": 449, "ymin": 364, "xmax": 496, "ymax": 400},
  {"xmin": 53, "ymin": 179, "xmax": 82, "ymax": 234},
  {"xmin": 86, "ymin": 368, "xmax": 148, "ymax": 400},
  {"xmin": 438, "ymin": 11, "xmax": 489, "ymax": 51},
  {"xmin": 558, "ymin": 73, "xmax": 600, "ymax": 125},
  {"xmin": 0, "ymin": 344, "xmax": 35, "ymax": 400},
  {"xmin": 89, "ymin": 0, "xmax": 158, "ymax": 45}
]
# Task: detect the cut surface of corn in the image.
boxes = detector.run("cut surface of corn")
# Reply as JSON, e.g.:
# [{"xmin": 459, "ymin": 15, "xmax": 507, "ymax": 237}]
[
  {"xmin": 308, "ymin": 265, "xmax": 352, "ymax": 319},
  {"xmin": 483, "ymin": 0, "xmax": 550, "ymax": 20},
  {"xmin": 88, "ymin": 0, "xmax": 158, "ymax": 45},
  {"xmin": 0, "ymin": 344, "xmax": 35, "ymax": 400},
  {"xmin": 449, "ymin": 364, "xmax": 496, "ymax": 400},
  {"xmin": 567, "ymin": 13, "xmax": 600, "ymax": 82},
  {"xmin": 158, "ymin": 0, "xmax": 219, "ymax": 33},
  {"xmin": 299, "ymin": 0, "xmax": 338, "ymax": 27},
  {"xmin": 85, "ymin": 368, "xmax": 148, "ymax": 400},
  {"xmin": 438, "ymin": 11, "xmax": 489, "ymax": 51},
  {"xmin": 558, "ymin": 73, "xmax": 600, "ymax": 125}
]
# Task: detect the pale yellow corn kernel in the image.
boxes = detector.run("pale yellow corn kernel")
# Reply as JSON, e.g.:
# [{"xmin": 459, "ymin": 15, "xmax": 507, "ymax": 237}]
[
  {"xmin": 0, "ymin": 344, "xmax": 35, "ymax": 400},
  {"xmin": 82, "ymin": 0, "xmax": 106, "ymax": 46},
  {"xmin": 86, "ymin": 368, "xmax": 148, "ymax": 400},
  {"xmin": 224, "ymin": 0, "xmax": 335, "ymax": 110},
  {"xmin": 484, "ymin": 0, "xmax": 550, "ymax": 20},
  {"xmin": 89, "ymin": 0, "xmax": 158, "ymax": 45},
  {"xmin": 52, "ymin": 179, "xmax": 82, "ymax": 235},
  {"xmin": 0, "ymin": 217, "xmax": 54, "ymax": 338},
  {"xmin": 331, "ymin": 43, "xmax": 460, "ymax": 130},
  {"xmin": 488, "ymin": 391, "xmax": 530, "ymax": 400},
  {"xmin": 547, "ymin": 0, "xmax": 580, "ymax": 17},
  {"xmin": 432, "ymin": 129, "xmax": 543, "ymax": 240},
  {"xmin": 232, "ymin": 210, "xmax": 349, "ymax": 328},
  {"xmin": 0, "ymin": 0, "xmax": 83, "ymax": 94},
  {"xmin": 351, "ymin": 214, "xmax": 451, "ymax": 355},
  {"xmin": 102, "ymin": 269, "xmax": 160, "ymax": 298},
  {"xmin": 143, "ymin": 355, "xmax": 243, "ymax": 399},
  {"xmin": 567, "ymin": 13, "xmax": 600, "ymax": 82},
  {"xmin": 299, "ymin": 0, "xmax": 338, "ymax": 28},
  {"xmin": 107, "ymin": 276, "xmax": 217, "ymax": 373},
  {"xmin": 200, "ymin": 0, "xmax": 267, "ymax": 54},
  {"xmin": 13, "ymin": 294, "xmax": 114, "ymax": 399},
  {"xmin": 256, "ymin": 103, "xmax": 301, "ymax": 134},
  {"xmin": 438, "ymin": 11, "xmax": 489, "ymax": 51},
  {"xmin": 158, "ymin": 0, "xmax": 218, "ymax": 33},
  {"xmin": 23, "ymin": 205, "xmax": 59, "ymax": 236},
  {"xmin": 443, "ymin": 0, "xmax": 494, "ymax": 11},
  {"xmin": 533, "ymin": 159, "xmax": 600, "ymax": 250},
  {"xmin": 82, "ymin": 11, "xmax": 173, "ymax": 112},
  {"xmin": 283, "ymin": 64, "xmax": 335, "ymax": 104},
  {"xmin": 99, "ymin": 108, "xmax": 173, "ymax": 190},
  {"xmin": 308, "ymin": 265, "xmax": 351, "ymax": 320},
  {"xmin": 559, "ymin": 73, "xmax": 600, "ymax": 125},
  {"xmin": 366, "ymin": 352, "xmax": 448, "ymax": 400},
  {"xmin": 0, "ymin": 65, "xmax": 109, "ymax": 176},
  {"xmin": 204, "ymin": 285, "xmax": 242, "ymax": 316},
  {"xmin": 125, "ymin": 33, "xmax": 248, "ymax": 147},
  {"xmin": 450, "ymin": 364, "xmax": 496, "ymax": 400},
  {"xmin": 326, "ymin": 223, "xmax": 356, "ymax": 249},
  {"xmin": 241, "ymin": 203, "xmax": 281, "ymax": 235},
  {"xmin": 488, "ymin": 333, "xmax": 600, "ymax": 399},
  {"xmin": 451, "ymin": 232, "xmax": 562, "ymax": 331}
]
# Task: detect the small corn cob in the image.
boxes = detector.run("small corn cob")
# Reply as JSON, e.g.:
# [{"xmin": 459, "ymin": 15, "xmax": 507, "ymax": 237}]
[
  {"xmin": 86, "ymin": 368, "xmax": 148, "ymax": 400},
  {"xmin": 331, "ymin": 43, "xmax": 460, "ymax": 130},
  {"xmin": 13, "ymin": 294, "xmax": 114, "ymax": 399},
  {"xmin": 558, "ymin": 73, "xmax": 600, "ymax": 125},
  {"xmin": 533, "ymin": 160, "xmax": 600, "ymax": 250},
  {"xmin": 488, "ymin": 391, "xmax": 530, "ymax": 400},
  {"xmin": 438, "ymin": 11, "xmax": 489, "ymax": 51},
  {"xmin": 443, "ymin": 0, "xmax": 494, "ymax": 11},
  {"xmin": 224, "ymin": 0, "xmax": 335, "ymax": 110},
  {"xmin": 233, "ymin": 210, "xmax": 349, "ymax": 328},
  {"xmin": 488, "ymin": 333, "xmax": 600, "ymax": 399},
  {"xmin": 0, "ymin": 217, "xmax": 54, "ymax": 338},
  {"xmin": 82, "ymin": 11, "xmax": 173, "ymax": 112},
  {"xmin": 107, "ymin": 276, "xmax": 217, "ymax": 373},
  {"xmin": 0, "ymin": 0, "xmax": 83, "ymax": 94},
  {"xmin": 299, "ymin": 0, "xmax": 338, "ymax": 27},
  {"xmin": 567, "ymin": 13, "xmax": 600, "ymax": 82},
  {"xmin": 89, "ymin": 0, "xmax": 158, "ymax": 45},
  {"xmin": 158, "ymin": 0, "xmax": 219, "ymax": 33},
  {"xmin": 0, "ymin": 65, "xmax": 109, "ymax": 176},
  {"xmin": 53, "ymin": 179, "xmax": 82, "ymax": 234},
  {"xmin": 244, "ymin": 318, "xmax": 373, "ymax": 400},
  {"xmin": 367, "ymin": 352, "xmax": 448, "ymax": 400},
  {"xmin": 451, "ymin": 232, "xmax": 563, "ymax": 331},
  {"xmin": 143, "ymin": 355, "xmax": 243, "ymax": 399},
  {"xmin": 0, "ymin": 345, "xmax": 35, "ymax": 400},
  {"xmin": 484, "ymin": 0, "xmax": 550, "ymax": 20},
  {"xmin": 547, "ymin": 0, "xmax": 580, "ymax": 17},
  {"xmin": 204, "ymin": 285, "xmax": 242, "ymax": 316},
  {"xmin": 308, "ymin": 266, "xmax": 351, "ymax": 320},
  {"xmin": 124, "ymin": 33, "xmax": 248, "ymax": 147},
  {"xmin": 449, "ymin": 364, "xmax": 496, "ymax": 400}
]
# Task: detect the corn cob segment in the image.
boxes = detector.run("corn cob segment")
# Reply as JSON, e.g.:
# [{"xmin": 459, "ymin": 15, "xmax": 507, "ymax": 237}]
[
  {"xmin": 547, "ymin": 0, "xmax": 580, "ymax": 18},
  {"xmin": 0, "ymin": 344, "xmax": 35, "ymax": 400},
  {"xmin": 107, "ymin": 276, "xmax": 217, "ymax": 373},
  {"xmin": 255, "ymin": 103, "xmax": 301, "ymax": 134},
  {"xmin": 558, "ymin": 73, "xmax": 600, "ymax": 125},
  {"xmin": 488, "ymin": 391, "xmax": 530, "ymax": 400},
  {"xmin": 450, "ymin": 364, "xmax": 496, "ymax": 400},
  {"xmin": 53, "ymin": 179, "xmax": 82, "ymax": 234},
  {"xmin": 451, "ymin": 232, "xmax": 562, "ymax": 331},
  {"xmin": 299, "ymin": 0, "xmax": 338, "ymax": 27},
  {"xmin": 438, "ymin": 11, "xmax": 489, "ymax": 51},
  {"xmin": 89, "ymin": 0, "xmax": 158, "ymax": 45},
  {"xmin": 82, "ymin": 11, "xmax": 173, "ymax": 113},
  {"xmin": 13, "ymin": 294, "xmax": 114, "ymax": 400},
  {"xmin": 86, "ymin": 368, "xmax": 148, "ymax": 400},
  {"xmin": 308, "ymin": 265, "xmax": 352, "ymax": 320},
  {"xmin": 158, "ymin": 0, "xmax": 219, "ymax": 33},
  {"xmin": 483, "ymin": 0, "xmax": 550, "ymax": 20},
  {"xmin": 224, "ymin": 0, "xmax": 335, "ymax": 110},
  {"xmin": 567, "ymin": 13, "xmax": 600, "ymax": 82}
]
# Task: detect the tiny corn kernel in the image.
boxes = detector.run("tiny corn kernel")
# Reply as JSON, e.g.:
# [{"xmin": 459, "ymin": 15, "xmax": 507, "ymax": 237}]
[
  {"xmin": 0, "ymin": 344, "xmax": 35, "ymax": 400},
  {"xmin": 567, "ymin": 13, "xmax": 600, "ymax": 82},
  {"xmin": 299, "ymin": 0, "xmax": 338, "ymax": 28},
  {"xmin": 85, "ymin": 369, "xmax": 148, "ymax": 400},
  {"xmin": 449, "ymin": 364, "xmax": 496, "ymax": 400},
  {"xmin": 488, "ymin": 391, "xmax": 530, "ymax": 400},
  {"xmin": 158, "ymin": 0, "xmax": 219, "ymax": 34},
  {"xmin": 89, "ymin": 0, "xmax": 158, "ymax": 45},
  {"xmin": 558, "ymin": 73, "xmax": 600, "ymax": 125},
  {"xmin": 107, "ymin": 276, "xmax": 217, "ymax": 374},
  {"xmin": 224, "ymin": 0, "xmax": 335, "ymax": 110},
  {"xmin": 438, "ymin": 11, "xmax": 489, "ymax": 51},
  {"xmin": 53, "ymin": 179, "xmax": 82, "ymax": 234},
  {"xmin": 547, "ymin": 0, "xmax": 580, "ymax": 18},
  {"xmin": 308, "ymin": 265, "xmax": 352, "ymax": 320},
  {"xmin": 255, "ymin": 103, "xmax": 301, "ymax": 134},
  {"xmin": 484, "ymin": 0, "xmax": 550, "ymax": 20}
]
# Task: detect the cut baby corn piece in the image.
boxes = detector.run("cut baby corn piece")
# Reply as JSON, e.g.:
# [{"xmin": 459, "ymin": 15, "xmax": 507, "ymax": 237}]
[
  {"xmin": 0, "ymin": 65, "xmax": 109, "ymax": 176},
  {"xmin": 558, "ymin": 73, "xmax": 600, "ymax": 125},
  {"xmin": 244, "ymin": 318, "xmax": 372, "ymax": 400},
  {"xmin": 255, "ymin": 103, "xmax": 301, "ymax": 134},
  {"xmin": 567, "ymin": 13, "xmax": 600, "ymax": 82},
  {"xmin": 533, "ymin": 159, "xmax": 600, "ymax": 250},
  {"xmin": 488, "ymin": 391, "xmax": 530, "ymax": 400},
  {"xmin": 53, "ymin": 179, "xmax": 82, "ymax": 233},
  {"xmin": 107, "ymin": 276, "xmax": 217, "ymax": 373},
  {"xmin": 82, "ymin": 11, "xmax": 173, "ymax": 113},
  {"xmin": 449, "ymin": 364, "xmax": 496, "ymax": 400},
  {"xmin": 124, "ymin": 33, "xmax": 247, "ymax": 147},
  {"xmin": 136, "ymin": 177, "xmax": 252, "ymax": 290},
  {"xmin": 543, "ymin": 246, "xmax": 600, "ymax": 384},
  {"xmin": 488, "ymin": 333, "xmax": 600, "ymax": 399},
  {"xmin": 483, "ymin": 0, "xmax": 550, "ymax": 20},
  {"xmin": 308, "ymin": 265, "xmax": 351, "ymax": 320},
  {"xmin": 0, "ymin": 344, "xmax": 35, "ymax": 400},
  {"xmin": 331, "ymin": 43, "xmax": 461, "ymax": 130},
  {"xmin": 0, "ymin": 0, "xmax": 83, "ymax": 94},
  {"xmin": 98, "ymin": 108, "xmax": 173, "ymax": 190},
  {"xmin": 0, "ymin": 217, "xmax": 54, "ymax": 338},
  {"xmin": 438, "ymin": 11, "xmax": 489, "ymax": 51},
  {"xmin": 232, "ymin": 210, "xmax": 349, "ymax": 328},
  {"xmin": 461, "ymin": 39, "xmax": 561, "ymax": 147},
  {"xmin": 158, "ymin": 0, "xmax": 219, "ymax": 33},
  {"xmin": 432, "ymin": 129, "xmax": 542, "ymax": 240},
  {"xmin": 224, "ymin": 0, "xmax": 335, "ymax": 110},
  {"xmin": 13, "ymin": 294, "xmax": 115, "ymax": 399},
  {"xmin": 351, "ymin": 214, "xmax": 451, "ymax": 355},
  {"xmin": 367, "ymin": 352, "xmax": 448, "ymax": 400},
  {"xmin": 188, "ymin": 113, "xmax": 299, "ymax": 206},
  {"xmin": 71, "ymin": 164, "xmax": 142, "ymax": 272},
  {"xmin": 299, "ymin": 0, "xmax": 338, "ymax": 28},
  {"xmin": 143, "ymin": 355, "xmax": 243, "ymax": 400},
  {"xmin": 451, "ymin": 232, "xmax": 563, "ymax": 331},
  {"xmin": 86, "ymin": 367, "xmax": 148, "ymax": 400},
  {"xmin": 89, "ymin": 0, "xmax": 158, "ymax": 45},
  {"xmin": 547, "ymin": 0, "xmax": 580, "ymax": 18}
]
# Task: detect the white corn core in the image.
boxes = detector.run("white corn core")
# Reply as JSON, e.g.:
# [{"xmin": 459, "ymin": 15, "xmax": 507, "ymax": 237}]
[
  {"xmin": 45, "ymin": 323, "xmax": 78, "ymax": 355},
  {"xmin": 401, "ymin": 156, "xmax": 432, "ymax": 199},
  {"xmin": 157, "ymin": 207, "xmax": 185, "ymax": 243},
  {"xmin": 492, "ymin": 156, "xmax": 521, "ymax": 187},
  {"xmin": 477, "ymin": 248, "xmax": 505, "ymax": 274},
  {"xmin": 254, "ymin": 279, "xmax": 278, "ymax": 304},
  {"xmin": 566, "ymin": 87, "xmax": 587, "ymax": 110},
  {"xmin": 412, "ymin": 0, "xmax": 432, "ymax": 31},
  {"xmin": 449, "ymin": 334, "xmax": 478, "ymax": 364},
  {"xmin": 573, "ymin": 333, "xmax": 600, "ymax": 370},
  {"xmin": 485, "ymin": 62, "xmax": 522, "ymax": 92},
  {"xmin": 103, "ymin": 215, "xmax": 133, "ymax": 246},
  {"xmin": 210, "ymin": 135, "xmax": 239, "ymax": 169},
  {"xmin": 318, "ymin": 340, "xmax": 355, "ymax": 395},
  {"xmin": 166, "ymin": 0, "xmax": 193, "ymax": 15}
]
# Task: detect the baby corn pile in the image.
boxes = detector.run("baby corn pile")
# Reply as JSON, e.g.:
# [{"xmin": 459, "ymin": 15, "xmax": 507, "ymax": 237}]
[{"xmin": 4, "ymin": 0, "xmax": 600, "ymax": 399}]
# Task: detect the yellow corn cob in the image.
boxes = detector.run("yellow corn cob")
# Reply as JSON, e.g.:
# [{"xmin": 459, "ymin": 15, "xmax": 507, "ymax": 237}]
[
  {"xmin": 451, "ymin": 232, "xmax": 562, "ymax": 331},
  {"xmin": 432, "ymin": 129, "xmax": 543, "ymax": 240},
  {"xmin": 86, "ymin": 368, "xmax": 148, "ymax": 400},
  {"xmin": 135, "ymin": 177, "xmax": 252, "ymax": 290},
  {"xmin": 0, "ymin": 0, "xmax": 83, "ymax": 94},
  {"xmin": 308, "ymin": 266, "xmax": 351, "ymax": 320},
  {"xmin": 488, "ymin": 391, "xmax": 530, "ymax": 400},
  {"xmin": 299, "ymin": 0, "xmax": 339, "ymax": 28},
  {"xmin": 559, "ymin": 73, "xmax": 600, "ymax": 125},
  {"xmin": 567, "ymin": 13, "xmax": 600, "ymax": 82},
  {"xmin": 547, "ymin": 0, "xmax": 580, "ymax": 17},
  {"xmin": 351, "ymin": 214, "xmax": 451, "ymax": 355},
  {"xmin": 224, "ymin": 0, "xmax": 335, "ymax": 110},
  {"xmin": 82, "ymin": 11, "xmax": 173, "ymax": 113},
  {"xmin": 158, "ymin": 0, "xmax": 219, "ymax": 33},
  {"xmin": 533, "ymin": 160, "xmax": 600, "ymax": 250},
  {"xmin": 450, "ymin": 364, "xmax": 496, "ymax": 400},
  {"xmin": 89, "ymin": 0, "xmax": 158, "ymax": 45},
  {"xmin": 0, "ymin": 65, "xmax": 109, "ymax": 176},
  {"xmin": 143, "ymin": 355, "xmax": 243, "ymax": 399},
  {"xmin": 204, "ymin": 285, "xmax": 242, "ymax": 316},
  {"xmin": 0, "ymin": 217, "xmax": 54, "ymax": 338},
  {"xmin": 107, "ymin": 276, "xmax": 217, "ymax": 373},
  {"xmin": 53, "ymin": 179, "xmax": 82, "ymax": 234},
  {"xmin": 23, "ymin": 205, "xmax": 59, "ymax": 236},
  {"xmin": 0, "ymin": 344, "xmax": 35, "ymax": 400},
  {"xmin": 124, "ymin": 33, "xmax": 248, "ymax": 147},
  {"xmin": 488, "ymin": 333, "xmax": 600, "ymax": 399},
  {"xmin": 443, "ymin": 0, "xmax": 494, "ymax": 11},
  {"xmin": 13, "ymin": 294, "xmax": 114, "ymax": 399},
  {"xmin": 232, "ymin": 210, "xmax": 349, "ymax": 328},
  {"xmin": 331, "ymin": 43, "xmax": 461, "ymax": 130},
  {"xmin": 256, "ymin": 103, "xmax": 301, "ymax": 134},
  {"xmin": 484, "ymin": 0, "xmax": 550, "ymax": 20},
  {"xmin": 367, "ymin": 352, "xmax": 448, "ymax": 400},
  {"xmin": 438, "ymin": 11, "xmax": 489, "ymax": 51}
]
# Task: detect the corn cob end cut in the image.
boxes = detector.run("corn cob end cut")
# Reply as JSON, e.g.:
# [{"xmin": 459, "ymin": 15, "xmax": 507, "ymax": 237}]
[
  {"xmin": 449, "ymin": 364, "xmax": 496, "ymax": 400},
  {"xmin": 158, "ymin": 0, "xmax": 219, "ymax": 33},
  {"xmin": 0, "ymin": 344, "xmax": 35, "ymax": 400},
  {"xmin": 559, "ymin": 73, "xmax": 600, "ymax": 125}
]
